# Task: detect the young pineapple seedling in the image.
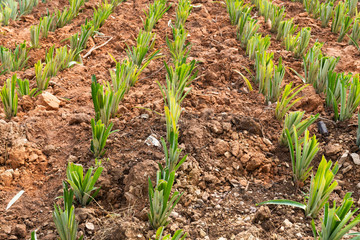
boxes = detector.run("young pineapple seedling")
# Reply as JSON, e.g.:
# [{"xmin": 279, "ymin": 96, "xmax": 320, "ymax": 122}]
[
  {"xmin": 53, "ymin": 183, "xmax": 83, "ymax": 240},
  {"xmin": 269, "ymin": 57, "xmax": 285, "ymax": 102},
  {"xmin": 148, "ymin": 170, "xmax": 183, "ymax": 229},
  {"xmin": 258, "ymin": 0, "xmax": 271, "ymax": 22},
  {"xmin": 304, "ymin": 0, "xmax": 320, "ymax": 18},
  {"xmin": 315, "ymin": 55, "xmax": 339, "ymax": 93},
  {"xmin": 237, "ymin": 13, "xmax": 259, "ymax": 49},
  {"xmin": 19, "ymin": 0, "xmax": 38, "ymax": 17},
  {"xmin": 17, "ymin": 78, "xmax": 37, "ymax": 97},
  {"xmin": 257, "ymin": 157, "xmax": 339, "ymax": 219},
  {"xmin": 143, "ymin": 0, "xmax": 170, "ymax": 32},
  {"xmin": 109, "ymin": 59, "xmax": 135, "ymax": 92},
  {"xmin": 312, "ymin": 192, "xmax": 360, "ymax": 240},
  {"xmin": 0, "ymin": 42, "xmax": 29, "ymax": 73},
  {"xmin": 30, "ymin": 23, "xmax": 42, "ymax": 48},
  {"xmin": 319, "ymin": 2, "xmax": 333, "ymax": 28},
  {"xmin": 225, "ymin": 0, "xmax": 252, "ymax": 25},
  {"xmin": 91, "ymin": 0, "xmax": 113, "ymax": 31},
  {"xmin": 255, "ymin": 50, "xmax": 273, "ymax": 84},
  {"xmin": 294, "ymin": 27, "xmax": 311, "ymax": 58},
  {"xmin": 107, "ymin": 81, "xmax": 126, "ymax": 117},
  {"xmin": 153, "ymin": 227, "xmax": 187, "ymax": 240},
  {"xmin": 158, "ymin": 105, "xmax": 187, "ymax": 181},
  {"xmin": 1, "ymin": 5, "xmax": 13, "ymax": 26},
  {"xmin": 0, "ymin": 74, "xmax": 18, "ymax": 119},
  {"xmin": 269, "ymin": 5, "xmax": 286, "ymax": 33},
  {"xmin": 325, "ymin": 71, "xmax": 352, "ymax": 107},
  {"xmin": 66, "ymin": 162, "xmax": 103, "ymax": 206},
  {"xmin": 126, "ymin": 30, "xmax": 161, "ymax": 68},
  {"xmin": 70, "ymin": 24, "xmax": 94, "ymax": 61},
  {"xmin": 91, "ymin": 75, "xmax": 115, "ymax": 126},
  {"xmin": 349, "ymin": 17, "xmax": 360, "ymax": 45},
  {"xmin": 286, "ymin": 127, "xmax": 319, "ymax": 185},
  {"xmin": 56, "ymin": 7, "xmax": 73, "ymax": 28},
  {"xmin": 275, "ymin": 83, "xmax": 308, "ymax": 121},
  {"xmin": 246, "ymin": 33, "xmax": 271, "ymax": 60},
  {"xmin": 45, "ymin": 45, "xmax": 76, "ymax": 77},
  {"xmin": 90, "ymin": 118, "xmax": 118, "ymax": 158},
  {"xmin": 3, "ymin": 0, "xmax": 18, "ymax": 22},
  {"xmin": 175, "ymin": 0, "xmax": 193, "ymax": 28},
  {"xmin": 338, "ymin": 15, "xmax": 353, "ymax": 42},
  {"xmin": 69, "ymin": 0, "xmax": 85, "ymax": 17},
  {"xmin": 303, "ymin": 42, "xmax": 323, "ymax": 85},
  {"xmin": 346, "ymin": 0, "xmax": 358, "ymax": 17},
  {"xmin": 284, "ymin": 33, "xmax": 299, "ymax": 52},
  {"xmin": 331, "ymin": 2, "xmax": 347, "ymax": 34},
  {"xmin": 330, "ymin": 74, "xmax": 360, "ymax": 121},
  {"xmin": 279, "ymin": 111, "xmax": 319, "ymax": 146},
  {"xmin": 40, "ymin": 14, "xmax": 56, "ymax": 38},
  {"xmin": 277, "ymin": 18, "xmax": 297, "ymax": 41},
  {"xmin": 34, "ymin": 60, "xmax": 51, "ymax": 91},
  {"xmin": 166, "ymin": 26, "xmax": 191, "ymax": 66},
  {"xmin": 161, "ymin": 62, "xmax": 196, "ymax": 105}
]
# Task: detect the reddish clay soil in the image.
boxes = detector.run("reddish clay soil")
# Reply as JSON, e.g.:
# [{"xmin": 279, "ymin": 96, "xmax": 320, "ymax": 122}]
[{"xmin": 1, "ymin": 0, "xmax": 360, "ymax": 239}]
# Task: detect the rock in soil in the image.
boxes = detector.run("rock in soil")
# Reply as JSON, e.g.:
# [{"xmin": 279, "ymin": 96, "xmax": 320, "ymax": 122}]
[
  {"xmin": 37, "ymin": 92, "xmax": 60, "ymax": 110},
  {"xmin": 350, "ymin": 153, "xmax": 360, "ymax": 165}
]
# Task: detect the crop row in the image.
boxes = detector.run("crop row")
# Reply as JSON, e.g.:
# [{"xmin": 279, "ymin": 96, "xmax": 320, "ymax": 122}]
[
  {"xmin": 294, "ymin": 0, "xmax": 360, "ymax": 44},
  {"xmin": 226, "ymin": 0, "xmax": 360, "ymax": 238},
  {"xmin": 0, "ymin": 0, "xmax": 126, "ymax": 238},
  {"xmin": 0, "ymin": 0, "xmax": 39, "ymax": 25},
  {"xmin": 28, "ymin": 0, "xmax": 198, "ymax": 238},
  {"xmin": 148, "ymin": 0, "xmax": 195, "ymax": 237}
]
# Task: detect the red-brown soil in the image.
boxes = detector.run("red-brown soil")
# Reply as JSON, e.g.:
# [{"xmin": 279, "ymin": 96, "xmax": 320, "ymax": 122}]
[{"xmin": 1, "ymin": 0, "xmax": 360, "ymax": 239}]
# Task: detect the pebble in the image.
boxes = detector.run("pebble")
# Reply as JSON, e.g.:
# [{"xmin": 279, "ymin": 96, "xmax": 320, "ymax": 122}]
[
  {"xmin": 341, "ymin": 165, "xmax": 353, "ymax": 174},
  {"xmin": 338, "ymin": 151, "xmax": 349, "ymax": 166},
  {"xmin": 199, "ymin": 229, "xmax": 207, "ymax": 237},
  {"xmin": 325, "ymin": 143, "xmax": 342, "ymax": 156},
  {"xmin": 145, "ymin": 135, "xmax": 160, "ymax": 147},
  {"xmin": 37, "ymin": 92, "xmax": 60, "ymax": 110},
  {"xmin": 85, "ymin": 222, "xmax": 95, "ymax": 231},
  {"xmin": 140, "ymin": 114, "xmax": 149, "ymax": 119},
  {"xmin": 296, "ymin": 233, "xmax": 303, "ymax": 238},
  {"xmin": 14, "ymin": 224, "xmax": 26, "ymax": 238},
  {"xmin": 350, "ymin": 153, "xmax": 360, "ymax": 165},
  {"xmin": 244, "ymin": 216, "xmax": 251, "ymax": 222},
  {"xmin": 284, "ymin": 219, "xmax": 293, "ymax": 228}
]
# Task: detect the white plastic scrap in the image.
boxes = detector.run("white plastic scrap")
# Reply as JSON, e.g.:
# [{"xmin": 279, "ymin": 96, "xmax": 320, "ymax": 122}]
[{"xmin": 6, "ymin": 190, "xmax": 25, "ymax": 210}]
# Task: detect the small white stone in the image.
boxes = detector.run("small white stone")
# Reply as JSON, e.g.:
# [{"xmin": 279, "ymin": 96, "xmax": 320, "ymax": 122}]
[
  {"xmin": 85, "ymin": 222, "xmax": 94, "ymax": 231},
  {"xmin": 244, "ymin": 216, "xmax": 251, "ymax": 222},
  {"xmin": 145, "ymin": 135, "xmax": 160, "ymax": 147},
  {"xmin": 284, "ymin": 219, "xmax": 293, "ymax": 228},
  {"xmin": 351, "ymin": 153, "xmax": 360, "ymax": 165}
]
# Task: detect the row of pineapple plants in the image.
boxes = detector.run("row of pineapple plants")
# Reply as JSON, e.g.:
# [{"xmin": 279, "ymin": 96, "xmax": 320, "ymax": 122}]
[
  {"xmin": 0, "ymin": 0, "xmax": 39, "ymax": 25},
  {"xmin": 89, "ymin": 0, "xmax": 191, "ymax": 238},
  {"xmin": 30, "ymin": 0, "xmax": 87, "ymax": 45},
  {"xmin": 226, "ymin": 0, "xmax": 360, "ymax": 238},
  {"xmin": 295, "ymin": 0, "xmax": 360, "ymax": 45},
  {"xmin": 29, "ymin": 0, "xmax": 126, "ymax": 238},
  {"xmin": 147, "ymin": 0, "xmax": 196, "ymax": 238},
  {"xmin": 0, "ymin": 0, "xmax": 120, "ymax": 121},
  {"xmin": 253, "ymin": 0, "xmax": 360, "ymax": 122},
  {"xmin": 0, "ymin": 0, "xmax": 87, "ymax": 76}
]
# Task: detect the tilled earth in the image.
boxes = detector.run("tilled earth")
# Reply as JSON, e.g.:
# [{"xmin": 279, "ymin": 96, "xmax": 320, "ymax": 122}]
[{"xmin": 0, "ymin": 0, "xmax": 360, "ymax": 239}]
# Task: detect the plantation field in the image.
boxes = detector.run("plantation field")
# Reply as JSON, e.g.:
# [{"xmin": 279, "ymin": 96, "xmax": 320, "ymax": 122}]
[{"xmin": 2, "ymin": 0, "xmax": 360, "ymax": 239}]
